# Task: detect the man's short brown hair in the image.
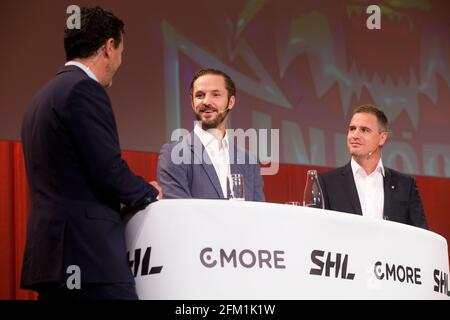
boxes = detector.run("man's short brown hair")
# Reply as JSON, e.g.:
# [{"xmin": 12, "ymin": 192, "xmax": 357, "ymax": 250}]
[
  {"xmin": 189, "ymin": 68, "xmax": 236, "ymax": 100},
  {"xmin": 352, "ymin": 104, "xmax": 388, "ymax": 132}
]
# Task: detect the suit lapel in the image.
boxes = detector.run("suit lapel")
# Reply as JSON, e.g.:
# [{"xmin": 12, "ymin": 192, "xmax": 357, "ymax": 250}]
[
  {"xmin": 189, "ymin": 132, "xmax": 224, "ymax": 198},
  {"xmin": 383, "ymin": 167, "xmax": 395, "ymax": 218},
  {"xmin": 342, "ymin": 163, "xmax": 363, "ymax": 215}
]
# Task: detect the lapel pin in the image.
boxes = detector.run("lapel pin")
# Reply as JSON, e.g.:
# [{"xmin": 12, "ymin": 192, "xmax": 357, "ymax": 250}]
[{"xmin": 391, "ymin": 185, "xmax": 395, "ymax": 190}]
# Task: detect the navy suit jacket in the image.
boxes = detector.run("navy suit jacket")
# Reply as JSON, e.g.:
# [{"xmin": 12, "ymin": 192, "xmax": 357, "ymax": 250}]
[
  {"xmin": 157, "ymin": 132, "xmax": 265, "ymax": 201},
  {"xmin": 21, "ymin": 66, "xmax": 158, "ymax": 289},
  {"xmin": 318, "ymin": 162, "xmax": 428, "ymax": 229}
]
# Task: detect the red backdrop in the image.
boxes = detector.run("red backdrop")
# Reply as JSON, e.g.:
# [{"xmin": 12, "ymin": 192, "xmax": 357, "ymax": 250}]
[{"xmin": 1, "ymin": 139, "xmax": 449, "ymax": 299}]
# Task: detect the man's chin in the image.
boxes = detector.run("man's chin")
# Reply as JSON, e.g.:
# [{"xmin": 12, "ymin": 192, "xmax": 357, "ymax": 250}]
[
  {"xmin": 351, "ymin": 152, "xmax": 369, "ymax": 160},
  {"xmin": 201, "ymin": 121, "xmax": 219, "ymax": 130},
  {"xmin": 195, "ymin": 111, "xmax": 227, "ymax": 130},
  {"xmin": 199, "ymin": 116, "xmax": 218, "ymax": 127},
  {"xmin": 102, "ymin": 80, "xmax": 113, "ymax": 88}
]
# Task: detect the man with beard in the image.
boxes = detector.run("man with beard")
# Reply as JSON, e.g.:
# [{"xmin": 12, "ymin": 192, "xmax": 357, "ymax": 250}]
[
  {"xmin": 157, "ymin": 68, "xmax": 265, "ymax": 201},
  {"xmin": 318, "ymin": 104, "xmax": 428, "ymax": 229}
]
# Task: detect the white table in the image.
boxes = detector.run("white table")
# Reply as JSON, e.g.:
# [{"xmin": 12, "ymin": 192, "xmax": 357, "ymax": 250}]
[{"xmin": 125, "ymin": 199, "xmax": 450, "ymax": 299}]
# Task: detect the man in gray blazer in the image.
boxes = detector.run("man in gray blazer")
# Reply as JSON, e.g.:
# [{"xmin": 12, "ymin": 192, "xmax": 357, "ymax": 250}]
[{"xmin": 157, "ymin": 68, "xmax": 265, "ymax": 201}]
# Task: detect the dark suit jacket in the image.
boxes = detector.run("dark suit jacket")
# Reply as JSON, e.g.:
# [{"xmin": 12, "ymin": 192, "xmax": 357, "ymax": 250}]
[
  {"xmin": 157, "ymin": 132, "xmax": 265, "ymax": 201},
  {"xmin": 21, "ymin": 65, "xmax": 158, "ymax": 290},
  {"xmin": 318, "ymin": 162, "xmax": 428, "ymax": 229}
]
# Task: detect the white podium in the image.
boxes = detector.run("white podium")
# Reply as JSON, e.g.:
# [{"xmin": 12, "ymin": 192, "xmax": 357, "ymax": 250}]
[{"xmin": 125, "ymin": 199, "xmax": 450, "ymax": 299}]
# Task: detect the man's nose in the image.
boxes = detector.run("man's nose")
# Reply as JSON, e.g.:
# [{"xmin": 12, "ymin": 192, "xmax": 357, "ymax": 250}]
[
  {"xmin": 202, "ymin": 94, "xmax": 211, "ymax": 105},
  {"xmin": 351, "ymin": 129, "xmax": 361, "ymax": 139}
]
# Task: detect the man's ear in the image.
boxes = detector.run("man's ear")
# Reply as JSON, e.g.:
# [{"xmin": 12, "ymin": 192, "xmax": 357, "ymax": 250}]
[
  {"xmin": 104, "ymin": 38, "xmax": 115, "ymax": 57},
  {"xmin": 379, "ymin": 131, "xmax": 388, "ymax": 147},
  {"xmin": 227, "ymin": 96, "xmax": 236, "ymax": 110}
]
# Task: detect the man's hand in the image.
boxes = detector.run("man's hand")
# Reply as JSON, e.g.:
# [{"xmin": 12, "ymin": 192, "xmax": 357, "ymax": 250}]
[{"xmin": 149, "ymin": 181, "xmax": 163, "ymax": 199}]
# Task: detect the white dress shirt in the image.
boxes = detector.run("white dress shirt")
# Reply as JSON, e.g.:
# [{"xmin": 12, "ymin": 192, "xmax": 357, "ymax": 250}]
[
  {"xmin": 65, "ymin": 61, "xmax": 98, "ymax": 82},
  {"xmin": 351, "ymin": 158, "xmax": 385, "ymax": 220},
  {"xmin": 194, "ymin": 123, "xmax": 231, "ymax": 198}
]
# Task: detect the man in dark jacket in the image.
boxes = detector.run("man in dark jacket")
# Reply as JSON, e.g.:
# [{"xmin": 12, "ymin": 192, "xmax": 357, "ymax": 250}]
[
  {"xmin": 21, "ymin": 6, "xmax": 161, "ymax": 299},
  {"xmin": 318, "ymin": 104, "xmax": 428, "ymax": 229}
]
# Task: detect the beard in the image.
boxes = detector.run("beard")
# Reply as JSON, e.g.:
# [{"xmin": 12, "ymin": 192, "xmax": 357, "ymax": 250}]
[
  {"xmin": 195, "ymin": 109, "xmax": 228, "ymax": 130},
  {"xmin": 194, "ymin": 99, "xmax": 230, "ymax": 130}
]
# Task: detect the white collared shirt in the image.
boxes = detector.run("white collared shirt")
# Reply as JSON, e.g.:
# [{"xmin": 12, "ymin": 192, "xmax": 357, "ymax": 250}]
[
  {"xmin": 194, "ymin": 123, "xmax": 231, "ymax": 198},
  {"xmin": 351, "ymin": 157, "xmax": 385, "ymax": 220},
  {"xmin": 65, "ymin": 61, "xmax": 98, "ymax": 82}
]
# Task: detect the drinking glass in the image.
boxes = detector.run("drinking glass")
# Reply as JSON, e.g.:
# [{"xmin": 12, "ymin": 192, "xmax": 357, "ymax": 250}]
[{"xmin": 227, "ymin": 174, "xmax": 245, "ymax": 200}]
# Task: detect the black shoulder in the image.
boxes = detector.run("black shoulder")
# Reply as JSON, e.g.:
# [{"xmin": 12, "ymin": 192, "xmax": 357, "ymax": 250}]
[
  {"xmin": 319, "ymin": 165, "xmax": 346, "ymax": 179},
  {"xmin": 385, "ymin": 167, "xmax": 415, "ymax": 182}
]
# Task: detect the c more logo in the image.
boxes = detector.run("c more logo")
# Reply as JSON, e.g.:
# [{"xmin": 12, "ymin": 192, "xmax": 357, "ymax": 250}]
[
  {"xmin": 374, "ymin": 261, "xmax": 422, "ymax": 285},
  {"xmin": 199, "ymin": 247, "xmax": 286, "ymax": 269}
]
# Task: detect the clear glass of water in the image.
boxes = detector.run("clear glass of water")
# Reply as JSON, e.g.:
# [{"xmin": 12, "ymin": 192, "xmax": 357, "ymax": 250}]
[{"xmin": 227, "ymin": 174, "xmax": 245, "ymax": 201}]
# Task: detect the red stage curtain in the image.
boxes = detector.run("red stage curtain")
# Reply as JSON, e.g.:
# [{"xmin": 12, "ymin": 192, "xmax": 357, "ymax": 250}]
[
  {"xmin": 0, "ymin": 141, "xmax": 33, "ymax": 300},
  {"xmin": 1, "ymin": 140, "xmax": 449, "ymax": 299}
]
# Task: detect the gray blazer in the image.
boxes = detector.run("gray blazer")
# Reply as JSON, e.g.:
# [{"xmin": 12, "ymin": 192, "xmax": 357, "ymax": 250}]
[{"xmin": 157, "ymin": 132, "xmax": 265, "ymax": 201}]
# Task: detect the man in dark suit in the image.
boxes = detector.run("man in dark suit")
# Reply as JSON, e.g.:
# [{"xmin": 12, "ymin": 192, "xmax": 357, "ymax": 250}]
[
  {"xmin": 318, "ymin": 104, "xmax": 428, "ymax": 229},
  {"xmin": 157, "ymin": 69, "xmax": 265, "ymax": 201},
  {"xmin": 21, "ymin": 6, "xmax": 161, "ymax": 299}
]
